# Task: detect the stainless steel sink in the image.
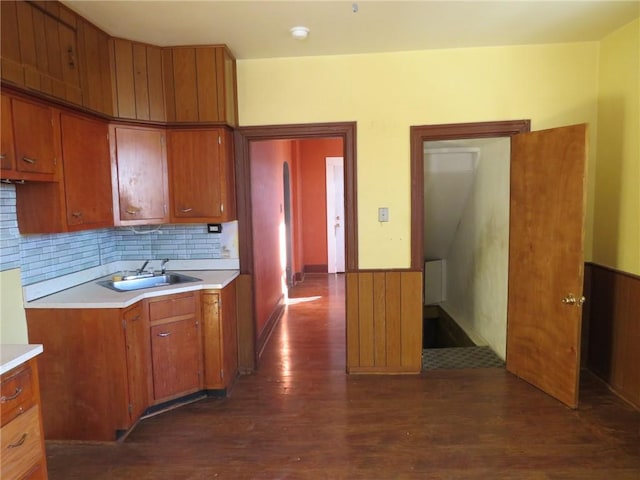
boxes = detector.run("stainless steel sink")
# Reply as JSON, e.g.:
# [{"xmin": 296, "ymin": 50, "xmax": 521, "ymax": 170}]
[{"xmin": 97, "ymin": 272, "xmax": 202, "ymax": 292}]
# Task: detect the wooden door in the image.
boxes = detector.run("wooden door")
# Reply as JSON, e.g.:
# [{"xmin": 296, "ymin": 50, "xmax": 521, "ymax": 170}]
[
  {"xmin": 112, "ymin": 126, "xmax": 169, "ymax": 225},
  {"xmin": 202, "ymin": 292, "xmax": 223, "ymax": 388},
  {"xmin": 12, "ymin": 98, "xmax": 56, "ymax": 175},
  {"xmin": 0, "ymin": 95, "xmax": 16, "ymax": 172},
  {"xmin": 506, "ymin": 124, "xmax": 587, "ymax": 408},
  {"xmin": 167, "ymin": 129, "xmax": 223, "ymax": 221},
  {"xmin": 60, "ymin": 113, "xmax": 113, "ymax": 229}
]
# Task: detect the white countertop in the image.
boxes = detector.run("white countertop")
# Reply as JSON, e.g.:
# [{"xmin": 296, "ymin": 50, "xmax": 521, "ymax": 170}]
[
  {"xmin": 1, "ymin": 344, "xmax": 43, "ymax": 375},
  {"xmin": 25, "ymin": 270, "xmax": 239, "ymax": 309}
]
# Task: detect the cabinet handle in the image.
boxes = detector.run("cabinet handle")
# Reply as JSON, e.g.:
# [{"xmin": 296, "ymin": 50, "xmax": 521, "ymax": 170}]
[
  {"xmin": 157, "ymin": 332, "xmax": 171, "ymax": 337},
  {"xmin": 71, "ymin": 212, "xmax": 83, "ymax": 218},
  {"xmin": 126, "ymin": 206, "xmax": 141, "ymax": 215},
  {"xmin": 180, "ymin": 207, "xmax": 193, "ymax": 213},
  {"xmin": 67, "ymin": 46, "xmax": 76, "ymax": 68},
  {"xmin": 0, "ymin": 387, "xmax": 23, "ymax": 403},
  {"xmin": 21, "ymin": 156, "xmax": 37, "ymax": 165},
  {"xmin": 220, "ymin": 203, "xmax": 224, "ymax": 213},
  {"xmin": 0, "ymin": 154, "xmax": 6, "ymax": 160},
  {"xmin": 7, "ymin": 433, "xmax": 27, "ymax": 449}
]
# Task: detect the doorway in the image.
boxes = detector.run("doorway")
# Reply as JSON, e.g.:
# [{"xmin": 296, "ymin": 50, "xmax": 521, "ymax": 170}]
[
  {"xmin": 411, "ymin": 120, "xmax": 588, "ymax": 408},
  {"xmin": 234, "ymin": 122, "xmax": 357, "ymax": 366},
  {"xmin": 326, "ymin": 156, "xmax": 345, "ymax": 274}
]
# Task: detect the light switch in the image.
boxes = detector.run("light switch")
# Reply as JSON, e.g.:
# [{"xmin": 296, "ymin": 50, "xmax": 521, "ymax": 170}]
[{"xmin": 378, "ymin": 207, "xmax": 389, "ymax": 222}]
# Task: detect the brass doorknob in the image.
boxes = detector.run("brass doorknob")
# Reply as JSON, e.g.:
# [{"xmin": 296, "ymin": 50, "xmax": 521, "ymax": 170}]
[{"xmin": 562, "ymin": 293, "xmax": 586, "ymax": 307}]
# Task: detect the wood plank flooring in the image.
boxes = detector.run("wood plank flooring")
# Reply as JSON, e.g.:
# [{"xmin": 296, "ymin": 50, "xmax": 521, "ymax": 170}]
[{"xmin": 45, "ymin": 274, "xmax": 640, "ymax": 479}]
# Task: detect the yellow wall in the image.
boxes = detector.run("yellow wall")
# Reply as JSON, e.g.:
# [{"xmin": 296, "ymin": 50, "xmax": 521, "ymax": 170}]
[
  {"xmin": 593, "ymin": 18, "xmax": 640, "ymax": 276},
  {"xmin": 237, "ymin": 42, "xmax": 600, "ymax": 268}
]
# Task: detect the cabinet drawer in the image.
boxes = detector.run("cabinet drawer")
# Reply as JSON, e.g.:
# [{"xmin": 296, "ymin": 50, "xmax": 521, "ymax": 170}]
[
  {"xmin": 1, "ymin": 364, "xmax": 36, "ymax": 427},
  {"xmin": 0, "ymin": 406, "xmax": 43, "ymax": 480},
  {"xmin": 149, "ymin": 292, "xmax": 196, "ymax": 322}
]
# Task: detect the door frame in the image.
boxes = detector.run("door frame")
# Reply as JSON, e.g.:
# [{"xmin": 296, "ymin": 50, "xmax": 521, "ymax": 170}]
[
  {"xmin": 235, "ymin": 122, "xmax": 358, "ymax": 276},
  {"xmin": 409, "ymin": 120, "xmax": 531, "ymax": 270}
]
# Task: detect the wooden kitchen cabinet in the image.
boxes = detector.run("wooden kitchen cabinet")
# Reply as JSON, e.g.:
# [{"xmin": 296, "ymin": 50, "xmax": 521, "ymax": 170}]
[
  {"xmin": 167, "ymin": 127, "xmax": 236, "ymax": 222},
  {"xmin": 111, "ymin": 38, "xmax": 165, "ymax": 121},
  {"xmin": 0, "ymin": 1, "xmax": 82, "ymax": 104},
  {"xmin": 110, "ymin": 125, "xmax": 169, "ymax": 225},
  {"xmin": 60, "ymin": 112, "xmax": 113, "ymax": 229},
  {"xmin": 163, "ymin": 45, "xmax": 237, "ymax": 126},
  {"xmin": 202, "ymin": 281, "xmax": 238, "ymax": 391},
  {"xmin": 123, "ymin": 303, "xmax": 150, "ymax": 422},
  {"xmin": 77, "ymin": 17, "xmax": 113, "ymax": 116},
  {"xmin": 26, "ymin": 307, "xmax": 136, "ymax": 441},
  {"xmin": 10, "ymin": 104, "xmax": 113, "ymax": 234},
  {"xmin": 0, "ymin": 95, "xmax": 16, "ymax": 172},
  {"xmin": 147, "ymin": 292, "xmax": 203, "ymax": 403},
  {"xmin": 2, "ymin": 95, "xmax": 60, "ymax": 181},
  {"xmin": 0, "ymin": 359, "xmax": 48, "ymax": 480}
]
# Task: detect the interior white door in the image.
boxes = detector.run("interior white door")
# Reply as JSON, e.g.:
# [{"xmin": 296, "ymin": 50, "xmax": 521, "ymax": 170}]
[{"xmin": 326, "ymin": 156, "xmax": 345, "ymax": 273}]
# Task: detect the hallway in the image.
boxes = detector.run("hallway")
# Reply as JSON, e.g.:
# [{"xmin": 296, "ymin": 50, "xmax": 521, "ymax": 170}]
[{"xmin": 46, "ymin": 274, "xmax": 640, "ymax": 479}]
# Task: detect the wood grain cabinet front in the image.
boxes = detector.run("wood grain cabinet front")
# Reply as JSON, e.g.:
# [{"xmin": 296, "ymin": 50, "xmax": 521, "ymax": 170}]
[
  {"xmin": 1, "ymin": 95, "xmax": 59, "ymax": 182},
  {"xmin": 0, "ymin": 359, "xmax": 48, "ymax": 480},
  {"xmin": 202, "ymin": 281, "xmax": 238, "ymax": 391},
  {"xmin": 167, "ymin": 128, "xmax": 236, "ymax": 223},
  {"xmin": 110, "ymin": 125, "xmax": 169, "ymax": 226},
  {"xmin": 0, "ymin": 1, "xmax": 81, "ymax": 104},
  {"xmin": 147, "ymin": 292, "xmax": 203, "ymax": 404},
  {"xmin": 163, "ymin": 45, "xmax": 237, "ymax": 126}
]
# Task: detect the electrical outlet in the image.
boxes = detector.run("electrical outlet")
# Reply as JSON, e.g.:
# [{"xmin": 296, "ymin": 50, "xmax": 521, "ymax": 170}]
[
  {"xmin": 207, "ymin": 223, "xmax": 222, "ymax": 233},
  {"xmin": 378, "ymin": 207, "xmax": 389, "ymax": 222}
]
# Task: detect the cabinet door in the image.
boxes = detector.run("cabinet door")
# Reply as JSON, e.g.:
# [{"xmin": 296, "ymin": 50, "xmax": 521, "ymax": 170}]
[
  {"xmin": 12, "ymin": 98, "xmax": 57, "ymax": 175},
  {"xmin": 202, "ymin": 292, "xmax": 223, "ymax": 388},
  {"xmin": 150, "ymin": 318, "xmax": 202, "ymax": 401},
  {"xmin": 77, "ymin": 18, "xmax": 113, "ymax": 116},
  {"xmin": 168, "ymin": 129, "xmax": 225, "ymax": 221},
  {"xmin": 0, "ymin": 1, "xmax": 24, "ymax": 85},
  {"xmin": 123, "ymin": 304, "xmax": 149, "ymax": 422},
  {"xmin": 0, "ymin": 95, "xmax": 16, "ymax": 172},
  {"xmin": 60, "ymin": 113, "xmax": 113, "ymax": 229},
  {"xmin": 112, "ymin": 126, "xmax": 169, "ymax": 225}
]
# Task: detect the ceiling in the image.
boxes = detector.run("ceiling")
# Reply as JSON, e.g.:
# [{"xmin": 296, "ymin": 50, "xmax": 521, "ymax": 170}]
[{"xmin": 61, "ymin": 1, "xmax": 639, "ymax": 60}]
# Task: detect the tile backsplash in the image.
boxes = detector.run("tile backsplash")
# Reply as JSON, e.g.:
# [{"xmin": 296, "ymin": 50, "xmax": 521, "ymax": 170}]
[{"xmin": 0, "ymin": 184, "xmax": 237, "ymax": 285}]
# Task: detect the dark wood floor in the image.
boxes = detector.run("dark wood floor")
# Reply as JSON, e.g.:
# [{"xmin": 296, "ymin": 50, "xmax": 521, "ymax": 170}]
[{"xmin": 46, "ymin": 274, "xmax": 640, "ymax": 479}]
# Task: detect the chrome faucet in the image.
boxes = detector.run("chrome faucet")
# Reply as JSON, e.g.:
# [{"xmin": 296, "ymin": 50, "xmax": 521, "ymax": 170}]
[
  {"xmin": 161, "ymin": 258, "xmax": 170, "ymax": 274},
  {"xmin": 137, "ymin": 260, "xmax": 151, "ymax": 275}
]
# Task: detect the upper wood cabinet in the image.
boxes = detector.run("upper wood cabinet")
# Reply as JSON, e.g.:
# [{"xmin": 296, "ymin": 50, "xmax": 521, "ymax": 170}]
[
  {"xmin": 111, "ymin": 38, "xmax": 165, "ymax": 122},
  {"xmin": 163, "ymin": 46, "xmax": 238, "ymax": 126},
  {"xmin": 167, "ymin": 128, "xmax": 236, "ymax": 223},
  {"xmin": 59, "ymin": 112, "xmax": 113, "ymax": 229},
  {"xmin": 110, "ymin": 125, "xmax": 169, "ymax": 225},
  {"xmin": 0, "ymin": 1, "xmax": 82, "ymax": 104},
  {"xmin": 12, "ymin": 107, "xmax": 113, "ymax": 234},
  {"xmin": 1, "ymin": 94, "xmax": 60, "ymax": 182},
  {"xmin": 0, "ymin": 95, "xmax": 16, "ymax": 172},
  {"xmin": 77, "ymin": 18, "xmax": 113, "ymax": 116}
]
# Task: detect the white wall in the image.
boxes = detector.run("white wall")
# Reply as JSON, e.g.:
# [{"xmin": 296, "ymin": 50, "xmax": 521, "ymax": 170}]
[{"xmin": 441, "ymin": 138, "xmax": 510, "ymax": 359}]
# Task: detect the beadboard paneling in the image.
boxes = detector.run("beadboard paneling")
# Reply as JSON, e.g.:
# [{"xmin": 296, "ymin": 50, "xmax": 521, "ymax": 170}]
[
  {"xmin": 586, "ymin": 263, "xmax": 640, "ymax": 409},
  {"xmin": 347, "ymin": 270, "xmax": 422, "ymax": 374}
]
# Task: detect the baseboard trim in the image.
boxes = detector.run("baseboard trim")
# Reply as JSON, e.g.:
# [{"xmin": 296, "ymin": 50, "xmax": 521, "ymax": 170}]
[{"xmin": 303, "ymin": 264, "xmax": 328, "ymax": 273}]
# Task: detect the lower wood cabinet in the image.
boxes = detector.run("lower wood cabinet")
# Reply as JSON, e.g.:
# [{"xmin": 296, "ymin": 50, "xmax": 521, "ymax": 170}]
[
  {"xmin": 25, "ymin": 281, "xmax": 238, "ymax": 441},
  {"xmin": 0, "ymin": 358, "xmax": 48, "ymax": 480},
  {"xmin": 146, "ymin": 292, "xmax": 203, "ymax": 404},
  {"xmin": 202, "ymin": 281, "xmax": 238, "ymax": 391}
]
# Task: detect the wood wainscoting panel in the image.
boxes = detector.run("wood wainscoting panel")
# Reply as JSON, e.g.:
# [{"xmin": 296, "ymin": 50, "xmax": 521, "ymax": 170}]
[
  {"xmin": 347, "ymin": 270, "xmax": 422, "ymax": 374},
  {"xmin": 586, "ymin": 263, "xmax": 640, "ymax": 409}
]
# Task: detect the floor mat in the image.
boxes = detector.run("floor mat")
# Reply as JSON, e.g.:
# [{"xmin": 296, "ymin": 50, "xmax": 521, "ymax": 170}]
[{"xmin": 422, "ymin": 346, "xmax": 505, "ymax": 370}]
